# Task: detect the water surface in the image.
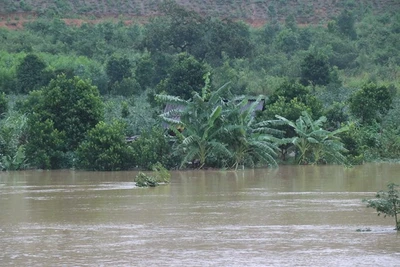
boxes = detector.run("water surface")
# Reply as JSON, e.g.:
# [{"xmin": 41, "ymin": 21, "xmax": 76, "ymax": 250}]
[{"xmin": 1, "ymin": 163, "xmax": 400, "ymax": 266}]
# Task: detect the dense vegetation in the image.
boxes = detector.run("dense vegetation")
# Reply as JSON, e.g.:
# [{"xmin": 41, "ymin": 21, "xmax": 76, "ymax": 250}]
[{"xmin": 0, "ymin": 1, "xmax": 399, "ymax": 171}]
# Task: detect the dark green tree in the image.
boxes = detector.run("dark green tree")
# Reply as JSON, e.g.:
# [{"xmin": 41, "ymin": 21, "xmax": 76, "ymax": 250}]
[
  {"xmin": 274, "ymin": 28, "xmax": 300, "ymax": 55},
  {"xmin": 135, "ymin": 53, "xmax": 156, "ymax": 89},
  {"xmin": 349, "ymin": 83, "xmax": 394, "ymax": 124},
  {"xmin": 25, "ymin": 117, "xmax": 66, "ymax": 169},
  {"xmin": 156, "ymin": 53, "xmax": 209, "ymax": 100},
  {"xmin": 24, "ymin": 75, "xmax": 104, "ymax": 151},
  {"xmin": 265, "ymin": 80, "xmax": 323, "ymax": 119},
  {"xmin": 143, "ymin": 0, "xmax": 205, "ymax": 55},
  {"xmin": 16, "ymin": 54, "xmax": 48, "ymax": 93},
  {"xmin": 300, "ymin": 53, "xmax": 331, "ymax": 86},
  {"xmin": 337, "ymin": 10, "xmax": 357, "ymax": 40},
  {"xmin": 106, "ymin": 56, "xmax": 132, "ymax": 85},
  {"xmin": 204, "ymin": 18, "xmax": 253, "ymax": 62}
]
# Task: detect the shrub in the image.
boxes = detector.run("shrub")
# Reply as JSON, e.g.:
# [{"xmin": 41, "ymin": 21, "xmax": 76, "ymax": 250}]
[
  {"xmin": 0, "ymin": 112, "xmax": 28, "ymax": 170},
  {"xmin": 135, "ymin": 172, "xmax": 158, "ymax": 187},
  {"xmin": 77, "ymin": 121, "xmax": 133, "ymax": 171},
  {"xmin": 130, "ymin": 127, "xmax": 177, "ymax": 170},
  {"xmin": 16, "ymin": 54, "xmax": 48, "ymax": 93},
  {"xmin": 363, "ymin": 183, "xmax": 400, "ymax": 231}
]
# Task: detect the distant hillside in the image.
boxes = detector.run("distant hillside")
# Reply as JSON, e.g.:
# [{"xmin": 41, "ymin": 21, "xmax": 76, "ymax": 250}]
[{"xmin": 0, "ymin": 0, "xmax": 399, "ymax": 26}]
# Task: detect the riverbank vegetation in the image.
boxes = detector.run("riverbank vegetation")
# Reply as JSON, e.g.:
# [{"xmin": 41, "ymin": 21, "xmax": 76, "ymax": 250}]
[{"xmin": 0, "ymin": 1, "xmax": 399, "ymax": 171}]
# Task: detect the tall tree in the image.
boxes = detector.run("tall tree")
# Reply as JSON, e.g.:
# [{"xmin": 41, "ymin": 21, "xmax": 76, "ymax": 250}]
[
  {"xmin": 156, "ymin": 53, "xmax": 209, "ymax": 100},
  {"xmin": 24, "ymin": 75, "xmax": 104, "ymax": 152},
  {"xmin": 300, "ymin": 53, "xmax": 331, "ymax": 86},
  {"xmin": 349, "ymin": 83, "xmax": 394, "ymax": 124},
  {"xmin": 106, "ymin": 55, "xmax": 132, "ymax": 85},
  {"xmin": 16, "ymin": 54, "xmax": 48, "ymax": 93}
]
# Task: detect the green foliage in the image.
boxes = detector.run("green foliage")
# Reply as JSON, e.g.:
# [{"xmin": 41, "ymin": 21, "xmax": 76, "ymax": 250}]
[
  {"xmin": 143, "ymin": 0, "xmax": 204, "ymax": 55},
  {"xmin": 135, "ymin": 53, "xmax": 156, "ymax": 89},
  {"xmin": 16, "ymin": 54, "xmax": 48, "ymax": 93},
  {"xmin": 336, "ymin": 10, "xmax": 357, "ymax": 39},
  {"xmin": 222, "ymin": 96, "xmax": 282, "ymax": 169},
  {"xmin": 25, "ymin": 75, "xmax": 104, "ymax": 150},
  {"xmin": 349, "ymin": 83, "xmax": 394, "ymax": 124},
  {"xmin": 106, "ymin": 55, "xmax": 132, "ymax": 87},
  {"xmin": 25, "ymin": 117, "xmax": 66, "ymax": 169},
  {"xmin": 0, "ymin": 112, "xmax": 28, "ymax": 170},
  {"xmin": 121, "ymin": 101, "xmax": 130, "ymax": 118},
  {"xmin": 1, "ymin": 145, "xmax": 26, "ymax": 171},
  {"xmin": 266, "ymin": 81, "xmax": 322, "ymax": 117},
  {"xmin": 135, "ymin": 172, "xmax": 158, "ymax": 187},
  {"xmin": 110, "ymin": 77, "xmax": 141, "ymax": 97},
  {"xmin": 363, "ymin": 183, "xmax": 400, "ymax": 231},
  {"xmin": 300, "ymin": 53, "xmax": 331, "ymax": 86},
  {"xmin": 77, "ymin": 121, "xmax": 133, "ymax": 171},
  {"xmin": 135, "ymin": 163, "xmax": 171, "ymax": 187},
  {"xmin": 158, "ymin": 78, "xmax": 282, "ymax": 169},
  {"xmin": 0, "ymin": 3, "xmax": 399, "ymax": 169},
  {"xmin": 274, "ymin": 29, "xmax": 299, "ymax": 55},
  {"xmin": 158, "ymin": 81, "xmax": 232, "ymax": 168},
  {"xmin": 261, "ymin": 80, "xmax": 323, "ymax": 159},
  {"xmin": 276, "ymin": 111, "xmax": 348, "ymax": 165},
  {"xmin": 151, "ymin": 162, "xmax": 171, "ymax": 183},
  {"xmin": 130, "ymin": 126, "xmax": 176, "ymax": 170},
  {"xmin": 0, "ymin": 92, "xmax": 7, "ymax": 117},
  {"xmin": 204, "ymin": 18, "xmax": 253, "ymax": 62},
  {"xmin": 156, "ymin": 53, "xmax": 209, "ymax": 100}
]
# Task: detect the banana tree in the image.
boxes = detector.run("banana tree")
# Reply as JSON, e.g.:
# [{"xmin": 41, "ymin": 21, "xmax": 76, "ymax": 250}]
[
  {"xmin": 157, "ymin": 81, "xmax": 232, "ymax": 168},
  {"xmin": 276, "ymin": 111, "xmax": 348, "ymax": 165},
  {"xmin": 223, "ymin": 96, "xmax": 283, "ymax": 169}
]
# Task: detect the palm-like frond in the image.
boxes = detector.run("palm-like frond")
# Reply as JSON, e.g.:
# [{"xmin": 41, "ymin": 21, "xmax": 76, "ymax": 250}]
[
  {"xmin": 277, "ymin": 111, "xmax": 349, "ymax": 165},
  {"xmin": 208, "ymin": 82, "xmax": 231, "ymax": 104},
  {"xmin": 155, "ymin": 94, "xmax": 187, "ymax": 105}
]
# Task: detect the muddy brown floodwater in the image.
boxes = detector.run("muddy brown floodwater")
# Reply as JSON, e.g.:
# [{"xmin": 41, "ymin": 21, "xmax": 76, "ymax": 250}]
[{"xmin": 1, "ymin": 163, "xmax": 400, "ymax": 266}]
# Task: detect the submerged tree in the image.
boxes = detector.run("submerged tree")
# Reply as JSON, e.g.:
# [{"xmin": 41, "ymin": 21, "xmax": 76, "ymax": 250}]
[{"xmin": 363, "ymin": 183, "xmax": 400, "ymax": 231}]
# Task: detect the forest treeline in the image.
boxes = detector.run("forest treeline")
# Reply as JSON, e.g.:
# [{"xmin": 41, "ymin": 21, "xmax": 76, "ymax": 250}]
[{"xmin": 0, "ymin": 1, "xmax": 399, "ymax": 171}]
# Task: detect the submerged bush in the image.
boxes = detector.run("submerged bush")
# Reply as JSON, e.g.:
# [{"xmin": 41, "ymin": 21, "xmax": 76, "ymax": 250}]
[
  {"xmin": 135, "ymin": 163, "xmax": 171, "ymax": 187},
  {"xmin": 135, "ymin": 172, "xmax": 158, "ymax": 187}
]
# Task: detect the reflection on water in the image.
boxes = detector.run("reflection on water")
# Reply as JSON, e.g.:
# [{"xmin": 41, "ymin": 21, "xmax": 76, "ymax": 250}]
[{"xmin": 1, "ymin": 164, "xmax": 400, "ymax": 266}]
